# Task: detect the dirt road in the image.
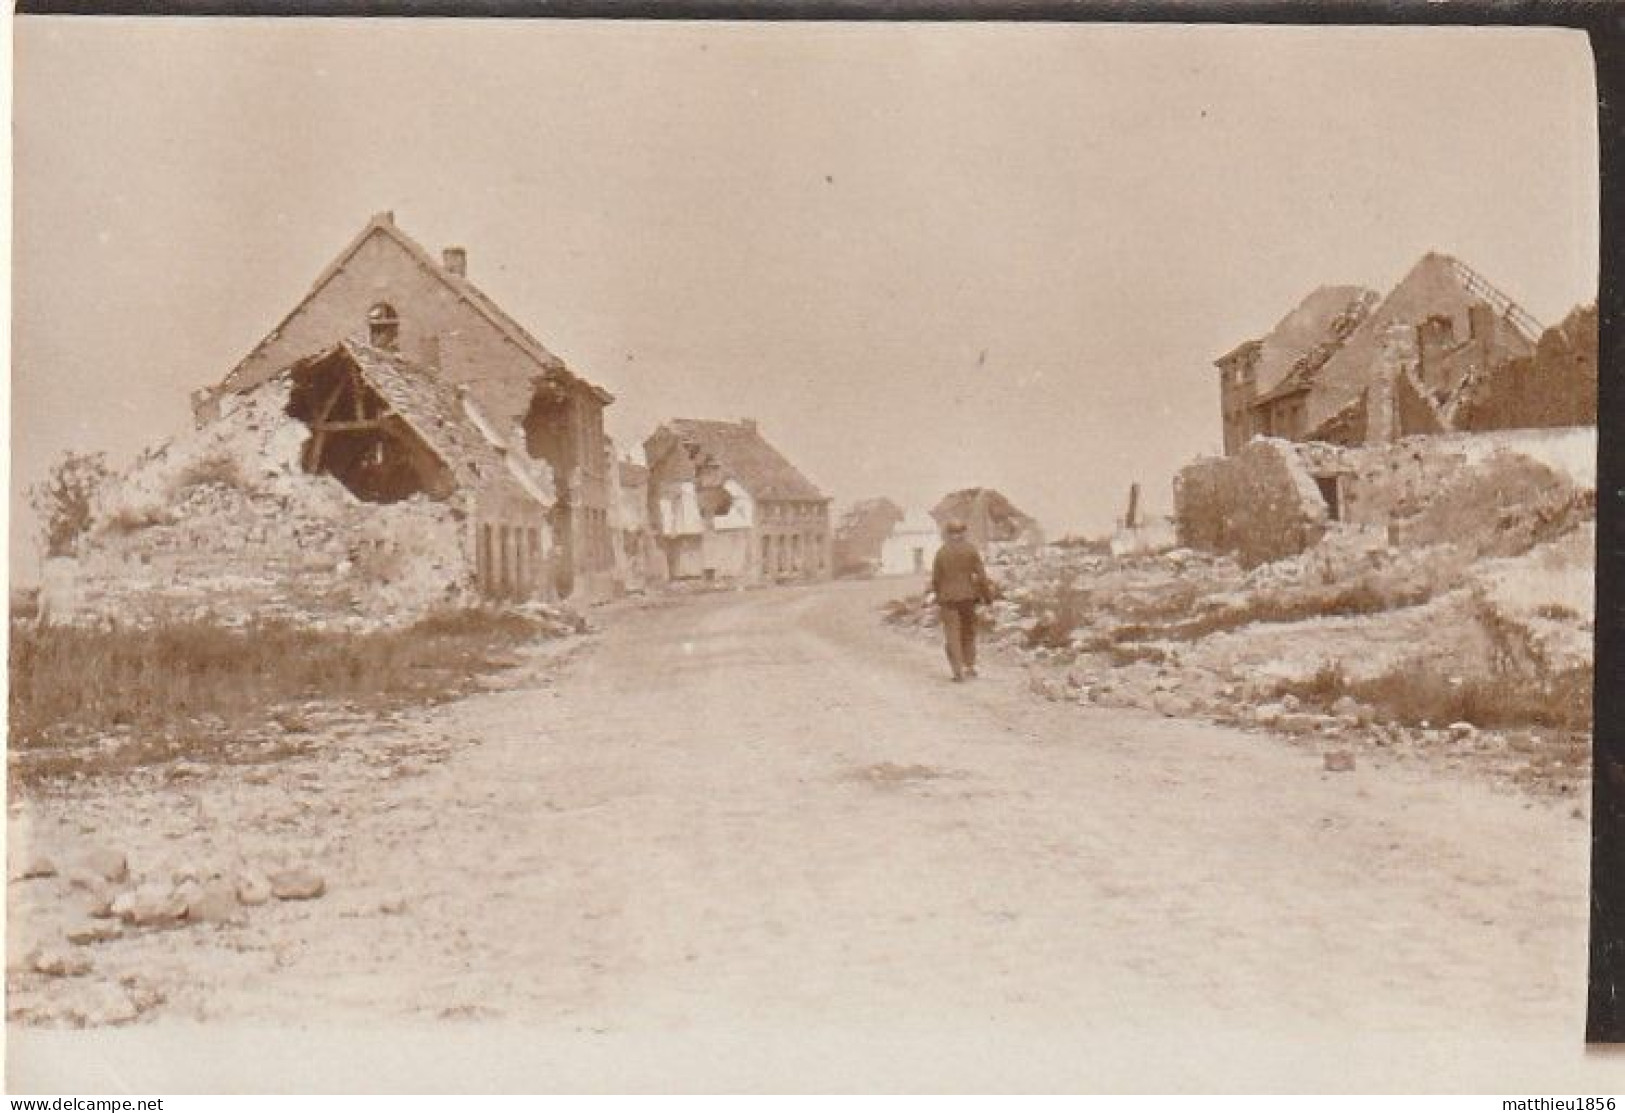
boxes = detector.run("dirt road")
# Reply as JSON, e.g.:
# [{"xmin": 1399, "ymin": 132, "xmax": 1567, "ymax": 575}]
[{"xmin": 9, "ymin": 579, "xmax": 1618, "ymax": 1091}]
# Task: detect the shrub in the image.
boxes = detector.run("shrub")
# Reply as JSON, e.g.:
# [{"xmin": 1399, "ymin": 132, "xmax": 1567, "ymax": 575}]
[
  {"xmin": 29, "ymin": 450, "xmax": 111, "ymax": 557},
  {"xmin": 172, "ymin": 451, "xmax": 247, "ymax": 493},
  {"xmin": 1024, "ymin": 583, "xmax": 1093, "ymax": 649},
  {"xmin": 1273, "ymin": 660, "xmax": 1351, "ymax": 705},
  {"xmin": 102, "ymin": 503, "xmax": 174, "ymax": 534},
  {"xmin": 1265, "ymin": 655, "xmax": 1591, "ymax": 732},
  {"xmin": 1347, "ymin": 663, "xmax": 1591, "ymax": 731}
]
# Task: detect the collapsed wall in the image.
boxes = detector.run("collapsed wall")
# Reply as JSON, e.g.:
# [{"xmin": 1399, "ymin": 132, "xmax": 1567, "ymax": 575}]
[
  {"xmin": 1176, "ymin": 427, "xmax": 1595, "ymax": 567},
  {"xmin": 42, "ymin": 379, "xmax": 475, "ymax": 629},
  {"xmin": 1173, "ymin": 439, "xmax": 1330, "ymax": 566}
]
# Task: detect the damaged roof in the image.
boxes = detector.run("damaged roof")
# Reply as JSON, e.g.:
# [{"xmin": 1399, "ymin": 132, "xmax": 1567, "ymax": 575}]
[
  {"xmin": 1215, "ymin": 286, "xmax": 1378, "ymax": 398},
  {"xmin": 285, "ymin": 338, "xmax": 552, "ymax": 508},
  {"xmin": 656, "ymin": 419, "xmax": 828, "ymax": 502},
  {"xmin": 220, "ymin": 213, "xmax": 613, "ymax": 408},
  {"xmin": 1305, "ymin": 252, "xmax": 1540, "ymax": 430}
]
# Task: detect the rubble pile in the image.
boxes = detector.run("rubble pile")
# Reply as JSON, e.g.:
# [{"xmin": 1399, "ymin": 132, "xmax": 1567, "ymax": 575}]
[
  {"xmin": 6, "ymin": 840, "xmax": 328, "ymax": 1027},
  {"xmin": 45, "ymin": 381, "xmax": 478, "ymax": 629},
  {"xmin": 887, "ymin": 448, "xmax": 1595, "ymax": 797}
]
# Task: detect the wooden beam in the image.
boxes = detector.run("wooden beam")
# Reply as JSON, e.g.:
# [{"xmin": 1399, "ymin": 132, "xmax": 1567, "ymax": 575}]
[
  {"xmin": 303, "ymin": 372, "xmax": 350, "ymax": 472},
  {"xmin": 310, "ymin": 418, "xmax": 391, "ymax": 434}
]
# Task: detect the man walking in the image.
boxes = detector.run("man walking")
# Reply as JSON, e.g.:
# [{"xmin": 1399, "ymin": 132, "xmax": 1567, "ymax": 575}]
[{"xmin": 929, "ymin": 519, "xmax": 991, "ymax": 682}]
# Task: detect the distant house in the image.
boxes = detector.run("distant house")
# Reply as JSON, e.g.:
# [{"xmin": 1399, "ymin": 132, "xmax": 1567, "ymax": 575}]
[
  {"xmin": 1209, "ymin": 253, "xmax": 1548, "ymax": 453},
  {"xmin": 643, "ymin": 418, "xmax": 832, "ymax": 583},
  {"xmin": 612, "ymin": 457, "xmax": 666, "ymax": 593},
  {"xmin": 879, "ymin": 511, "xmax": 942, "ymax": 575},
  {"xmin": 195, "ymin": 212, "xmax": 621, "ymax": 601},
  {"xmin": 833, "ymin": 498, "xmax": 904, "ymax": 575},
  {"xmin": 930, "ymin": 488, "xmax": 1043, "ymax": 550}
]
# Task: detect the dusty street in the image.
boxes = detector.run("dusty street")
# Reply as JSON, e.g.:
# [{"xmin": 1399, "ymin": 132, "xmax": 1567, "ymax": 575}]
[{"xmin": 9, "ymin": 578, "xmax": 1617, "ymax": 1091}]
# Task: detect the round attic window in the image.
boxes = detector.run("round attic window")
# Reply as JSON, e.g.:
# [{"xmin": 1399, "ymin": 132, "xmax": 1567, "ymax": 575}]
[{"xmin": 368, "ymin": 302, "xmax": 400, "ymax": 349}]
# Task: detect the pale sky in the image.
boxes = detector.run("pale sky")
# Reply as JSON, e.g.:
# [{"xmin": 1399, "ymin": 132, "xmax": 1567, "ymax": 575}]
[{"xmin": 11, "ymin": 18, "xmax": 1599, "ymax": 581}]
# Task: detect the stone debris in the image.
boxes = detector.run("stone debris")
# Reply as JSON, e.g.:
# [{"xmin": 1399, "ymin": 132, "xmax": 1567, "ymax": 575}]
[
  {"xmin": 886, "ymin": 449, "xmax": 1594, "ymax": 799},
  {"xmin": 66, "ymin": 921, "xmax": 123, "ymax": 946},
  {"xmin": 236, "ymin": 872, "xmax": 273, "ymax": 906},
  {"xmin": 185, "ymin": 880, "xmax": 246, "ymax": 925},
  {"xmin": 269, "ymin": 867, "xmax": 326, "ymax": 901},
  {"xmin": 16, "ymin": 855, "xmax": 57, "ymax": 881},
  {"xmin": 1324, "ymin": 751, "xmax": 1357, "ymax": 773},
  {"xmin": 84, "ymin": 883, "xmax": 118, "ymax": 919},
  {"xmin": 68, "ymin": 982, "xmax": 143, "ymax": 1027},
  {"xmin": 79, "ymin": 847, "xmax": 129, "ymax": 884},
  {"xmin": 119, "ymin": 881, "xmax": 189, "ymax": 927},
  {"xmin": 29, "ymin": 945, "xmax": 93, "ymax": 978}
]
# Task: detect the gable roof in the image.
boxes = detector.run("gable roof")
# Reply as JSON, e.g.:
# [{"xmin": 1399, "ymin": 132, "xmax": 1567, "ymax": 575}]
[
  {"xmin": 1254, "ymin": 285, "xmax": 1379, "ymax": 397},
  {"xmin": 285, "ymin": 338, "xmax": 552, "ymax": 509},
  {"xmin": 1305, "ymin": 252, "xmax": 1539, "ymax": 429},
  {"xmin": 220, "ymin": 213, "xmax": 612, "ymax": 406},
  {"xmin": 930, "ymin": 488, "xmax": 1041, "ymax": 543},
  {"xmin": 655, "ymin": 419, "xmax": 827, "ymax": 502}
]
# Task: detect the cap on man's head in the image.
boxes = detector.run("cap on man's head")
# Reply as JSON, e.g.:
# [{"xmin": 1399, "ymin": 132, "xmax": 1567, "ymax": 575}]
[{"xmin": 944, "ymin": 519, "xmax": 968, "ymax": 536}]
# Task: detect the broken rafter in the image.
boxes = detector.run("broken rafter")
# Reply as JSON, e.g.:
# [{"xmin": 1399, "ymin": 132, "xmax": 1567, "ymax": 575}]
[
  {"xmin": 303, "ymin": 371, "xmax": 352, "ymax": 473},
  {"xmin": 310, "ymin": 418, "xmax": 393, "ymax": 434}
]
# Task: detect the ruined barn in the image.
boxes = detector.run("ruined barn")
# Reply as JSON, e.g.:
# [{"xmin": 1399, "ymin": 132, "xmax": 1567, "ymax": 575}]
[
  {"xmin": 49, "ymin": 338, "xmax": 559, "ymax": 627},
  {"xmin": 1209, "ymin": 253, "xmax": 1553, "ymax": 454},
  {"xmin": 195, "ymin": 212, "xmax": 621, "ymax": 601}
]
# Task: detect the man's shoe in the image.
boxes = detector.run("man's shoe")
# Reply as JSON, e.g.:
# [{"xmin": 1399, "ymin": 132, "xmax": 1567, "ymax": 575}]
[{"xmin": 965, "ymin": 667, "xmax": 978, "ymax": 678}]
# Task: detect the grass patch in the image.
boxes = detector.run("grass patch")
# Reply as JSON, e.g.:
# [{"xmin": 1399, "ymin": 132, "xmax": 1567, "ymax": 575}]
[
  {"xmin": 1273, "ymin": 660, "xmax": 1352, "ymax": 706},
  {"xmin": 9, "ymin": 607, "xmax": 551, "ymax": 784},
  {"xmin": 1106, "ymin": 578, "xmax": 1430, "ymax": 646},
  {"xmin": 172, "ymin": 451, "xmax": 248, "ymax": 494},
  {"xmin": 1023, "ymin": 582, "xmax": 1092, "ymax": 649},
  {"xmin": 1350, "ymin": 664, "xmax": 1590, "ymax": 731},
  {"xmin": 102, "ymin": 504, "xmax": 175, "ymax": 535},
  {"xmin": 1270, "ymin": 657, "xmax": 1590, "ymax": 732}
]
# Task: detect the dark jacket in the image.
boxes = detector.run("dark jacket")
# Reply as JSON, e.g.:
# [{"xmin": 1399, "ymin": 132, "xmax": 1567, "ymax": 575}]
[{"xmin": 931, "ymin": 538, "xmax": 988, "ymax": 604}]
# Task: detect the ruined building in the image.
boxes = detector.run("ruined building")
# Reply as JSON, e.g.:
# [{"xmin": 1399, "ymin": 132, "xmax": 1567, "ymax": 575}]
[
  {"xmin": 643, "ymin": 419, "xmax": 832, "ymax": 583},
  {"xmin": 833, "ymin": 498, "xmax": 905, "ymax": 576},
  {"xmin": 880, "ymin": 510, "xmax": 944, "ymax": 576},
  {"xmin": 1182, "ymin": 252, "xmax": 1597, "ymax": 567},
  {"xmin": 1210, "ymin": 253, "xmax": 1564, "ymax": 454},
  {"xmin": 49, "ymin": 337, "xmax": 560, "ymax": 626},
  {"xmin": 612, "ymin": 457, "xmax": 666, "ymax": 593},
  {"xmin": 1453, "ymin": 302, "xmax": 1598, "ymax": 432},
  {"xmin": 195, "ymin": 212, "xmax": 621, "ymax": 602},
  {"xmin": 930, "ymin": 488, "xmax": 1044, "ymax": 550}
]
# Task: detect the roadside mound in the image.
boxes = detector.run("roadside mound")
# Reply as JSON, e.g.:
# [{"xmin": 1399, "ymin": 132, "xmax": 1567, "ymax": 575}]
[{"xmin": 886, "ymin": 446, "xmax": 1593, "ymax": 798}]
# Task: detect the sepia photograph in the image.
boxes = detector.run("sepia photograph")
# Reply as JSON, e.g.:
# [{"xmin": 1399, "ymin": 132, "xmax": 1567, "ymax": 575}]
[{"xmin": 5, "ymin": 13, "xmax": 1618, "ymax": 1094}]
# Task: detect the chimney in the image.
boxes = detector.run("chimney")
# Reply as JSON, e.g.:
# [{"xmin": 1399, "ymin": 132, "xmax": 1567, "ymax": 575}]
[{"xmin": 443, "ymin": 246, "xmax": 467, "ymax": 278}]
